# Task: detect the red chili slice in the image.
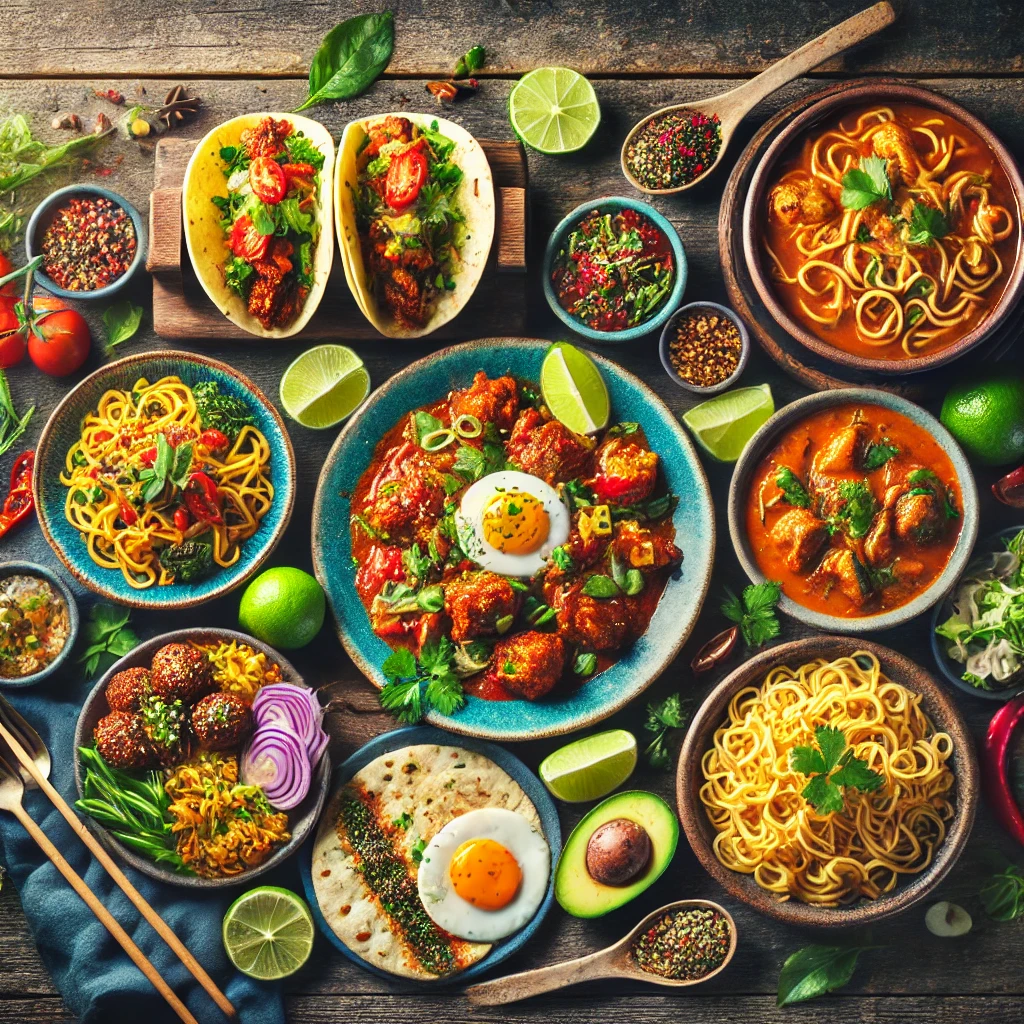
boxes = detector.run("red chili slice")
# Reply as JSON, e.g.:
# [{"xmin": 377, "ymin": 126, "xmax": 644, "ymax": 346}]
[
  {"xmin": 249, "ymin": 157, "xmax": 287, "ymax": 204},
  {"xmin": 993, "ymin": 465, "xmax": 1024, "ymax": 508},
  {"xmin": 385, "ymin": 148, "xmax": 429, "ymax": 209},
  {"xmin": 184, "ymin": 471, "xmax": 223, "ymax": 525}
]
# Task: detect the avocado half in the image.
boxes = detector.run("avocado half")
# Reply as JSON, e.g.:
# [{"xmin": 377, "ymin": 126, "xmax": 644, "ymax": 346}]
[{"xmin": 554, "ymin": 790, "xmax": 679, "ymax": 918}]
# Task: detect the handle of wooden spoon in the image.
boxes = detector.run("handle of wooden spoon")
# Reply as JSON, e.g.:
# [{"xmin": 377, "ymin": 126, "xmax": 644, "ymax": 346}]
[
  {"xmin": 726, "ymin": 2, "xmax": 896, "ymax": 119},
  {"xmin": 465, "ymin": 948, "xmax": 617, "ymax": 1006}
]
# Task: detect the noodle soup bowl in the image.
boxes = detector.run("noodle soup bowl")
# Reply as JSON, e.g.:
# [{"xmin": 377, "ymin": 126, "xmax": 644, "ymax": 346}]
[
  {"xmin": 676, "ymin": 636, "xmax": 979, "ymax": 927},
  {"xmin": 741, "ymin": 81, "xmax": 1024, "ymax": 375},
  {"xmin": 33, "ymin": 351, "xmax": 295, "ymax": 610}
]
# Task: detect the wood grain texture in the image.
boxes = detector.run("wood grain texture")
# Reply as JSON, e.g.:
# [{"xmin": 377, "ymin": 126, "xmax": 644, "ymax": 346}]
[{"xmin": 3, "ymin": 0, "xmax": 1024, "ymax": 78}]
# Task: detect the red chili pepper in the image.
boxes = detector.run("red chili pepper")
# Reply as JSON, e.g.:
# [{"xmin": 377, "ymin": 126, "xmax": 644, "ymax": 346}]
[
  {"xmin": 984, "ymin": 694, "xmax": 1024, "ymax": 847},
  {"xmin": 993, "ymin": 465, "xmax": 1024, "ymax": 508},
  {"xmin": 139, "ymin": 447, "xmax": 158, "ymax": 467},
  {"xmin": 184, "ymin": 471, "xmax": 222, "ymax": 525},
  {"xmin": 0, "ymin": 450, "xmax": 35, "ymax": 540},
  {"xmin": 117, "ymin": 494, "xmax": 138, "ymax": 526},
  {"xmin": 200, "ymin": 428, "xmax": 229, "ymax": 453},
  {"xmin": 173, "ymin": 506, "xmax": 191, "ymax": 532}
]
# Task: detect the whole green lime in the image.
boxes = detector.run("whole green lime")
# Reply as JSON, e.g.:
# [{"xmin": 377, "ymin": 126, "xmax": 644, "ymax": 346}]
[
  {"xmin": 940, "ymin": 377, "xmax": 1024, "ymax": 467},
  {"xmin": 238, "ymin": 567, "xmax": 325, "ymax": 649}
]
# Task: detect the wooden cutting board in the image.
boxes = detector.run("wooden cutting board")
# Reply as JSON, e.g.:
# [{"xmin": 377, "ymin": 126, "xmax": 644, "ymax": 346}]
[{"xmin": 147, "ymin": 137, "xmax": 529, "ymax": 341}]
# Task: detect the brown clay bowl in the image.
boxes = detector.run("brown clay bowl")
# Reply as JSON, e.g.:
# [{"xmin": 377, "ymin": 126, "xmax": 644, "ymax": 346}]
[
  {"xmin": 741, "ymin": 80, "xmax": 1024, "ymax": 376},
  {"xmin": 676, "ymin": 636, "xmax": 979, "ymax": 928}
]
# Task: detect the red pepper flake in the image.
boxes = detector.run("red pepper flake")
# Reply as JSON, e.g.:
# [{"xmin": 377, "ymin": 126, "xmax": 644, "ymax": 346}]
[{"xmin": 40, "ymin": 195, "xmax": 137, "ymax": 291}]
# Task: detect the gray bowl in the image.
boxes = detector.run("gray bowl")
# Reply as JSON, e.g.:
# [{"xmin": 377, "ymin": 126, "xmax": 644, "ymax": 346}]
[
  {"xmin": 727, "ymin": 388, "xmax": 980, "ymax": 634},
  {"xmin": 658, "ymin": 301, "xmax": 750, "ymax": 395},
  {"xmin": 0, "ymin": 561, "xmax": 79, "ymax": 688},
  {"xmin": 73, "ymin": 628, "xmax": 330, "ymax": 888}
]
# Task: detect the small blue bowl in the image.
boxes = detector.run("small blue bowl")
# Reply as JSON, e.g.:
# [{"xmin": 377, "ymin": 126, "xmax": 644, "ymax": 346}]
[
  {"xmin": 25, "ymin": 184, "xmax": 147, "ymax": 301},
  {"xmin": 930, "ymin": 526, "xmax": 1024, "ymax": 702},
  {"xmin": 659, "ymin": 301, "xmax": 750, "ymax": 396},
  {"xmin": 0, "ymin": 561, "xmax": 79, "ymax": 688},
  {"xmin": 542, "ymin": 196, "xmax": 687, "ymax": 344},
  {"xmin": 299, "ymin": 724, "xmax": 560, "ymax": 985}
]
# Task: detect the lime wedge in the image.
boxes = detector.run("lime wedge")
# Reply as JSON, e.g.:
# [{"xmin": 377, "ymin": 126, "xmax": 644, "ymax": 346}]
[
  {"xmin": 279, "ymin": 344, "xmax": 370, "ymax": 429},
  {"xmin": 540, "ymin": 342, "xmax": 609, "ymax": 435},
  {"xmin": 682, "ymin": 384, "xmax": 774, "ymax": 463},
  {"xmin": 539, "ymin": 729, "xmax": 637, "ymax": 803},
  {"xmin": 508, "ymin": 67, "xmax": 600, "ymax": 155},
  {"xmin": 223, "ymin": 886, "xmax": 315, "ymax": 981}
]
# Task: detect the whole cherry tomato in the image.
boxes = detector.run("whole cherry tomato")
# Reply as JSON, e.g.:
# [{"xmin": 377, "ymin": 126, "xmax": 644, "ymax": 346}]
[
  {"xmin": 173, "ymin": 505, "xmax": 191, "ymax": 532},
  {"xmin": 385, "ymin": 148, "xmax": 428, "ymax": 209},
  {"xmin": 230, "ymin": 215, "xmax": 270, "ymax": 261},
  {"xmin": 0, "ymin": 328, "xmax": 25, "ymax": 369},
  {"xmin": 0, "ymin": 253, "xmax": 17, "ymax": 298},
  {"xmin": 249, "ymin": 157, "xmax": 287, "ymax": 204},
  {"xmin": 27, "ymin": 308, "xmax": 91, "ymax": 376},
  {"xmin": 200, "ymin": 428, "xmax": 230, "ymax": 453}
]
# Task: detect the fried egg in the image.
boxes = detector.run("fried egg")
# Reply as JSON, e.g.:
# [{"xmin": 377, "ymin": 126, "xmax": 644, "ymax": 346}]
[
  {"xmin": 417, "ymin": 808, "xmax": 550, "ymax": 942},
  {"xmin": 456, "ymin": 470, "xmax": 570, "ymax": 576}
]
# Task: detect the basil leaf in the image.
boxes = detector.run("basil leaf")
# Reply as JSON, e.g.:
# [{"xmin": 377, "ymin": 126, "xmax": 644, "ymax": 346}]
[
  {"xmin": 777, "ymin": 945, "xmax": 874, "ymax": 1006},
  {"xmin": 102, "ymin": 300, "xmax": 144, "ymax": 354},
  {"xmin": 170, "ymin": 442, "xmax": 193, "ymax": 489},
  {"xmin": 581, "ymin": 575, "xmax": 620, "ymax": 599},
  {"xmin": 295, "ymin": 12, "xmax": 395, "ymax": 113}
]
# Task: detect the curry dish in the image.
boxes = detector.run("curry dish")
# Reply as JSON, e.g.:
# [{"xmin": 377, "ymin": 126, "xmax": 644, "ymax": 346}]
[
  {"xmin": 350, "ymin": 371, "xmax": 681, "ymax": 702},
  {"xmin": 745, "ymin": 403, "xmax": 962, "ymax": 618},
  {"xmin": 763, "ymin": 103, "xmax": 1018, "ymax": 361}
]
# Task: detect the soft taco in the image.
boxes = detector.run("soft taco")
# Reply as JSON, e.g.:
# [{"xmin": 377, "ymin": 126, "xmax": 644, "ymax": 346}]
[
  {"xmin": 336, "ymin": 113, "xmax": 495, "ymax": 338},
  {"xmin": 183, "ymin": 112, "xmax": 335, "ymax": 339}
]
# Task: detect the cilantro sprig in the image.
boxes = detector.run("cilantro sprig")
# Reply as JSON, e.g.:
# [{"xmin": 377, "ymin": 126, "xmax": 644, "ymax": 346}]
[
  {"xmin": 78, "ymin": 604, "xmax": 139, "ymax": 677},
  {"xmin": 863, "ymin": 439, "xmax": 899, "ymax": 470},
  {"xmin": 380, "ymin": 638, "xmax": 465, "ymax": 723},
  {"xmin": 775, "ymin": 466, "xmax": 810, "ymax": 509},
  {"xmin": 907, "ymin": 202, "xmax": 950, "ymax": 246},
  {"xmin": 721, "ymin": 581, "xmax": 782, "ymax": 648},
  {"xmin": 790, "ymin": 725, "xmax": 884, "ymax": 814},
  {"xmin": 643, "ymin": 692, "xmax": 695, "ymax": 769},
  {"xmin": 839, "ymin": 155, "xmax": 892, "ymax": 210}
]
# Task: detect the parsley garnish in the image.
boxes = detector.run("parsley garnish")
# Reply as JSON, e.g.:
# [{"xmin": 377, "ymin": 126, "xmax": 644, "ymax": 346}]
[
  {"xmin": 411, "ymin": 837, "xmax": 428, "ymax": 863},
  {"xmin": 863, "ymin": 440, "xmax": 899, "ymax": 470},
  {"xmin": 790, "ymin": 725, "xmax": 884, "ymax": 814},
  {"xmin": 643, "ymin": 692, "xmax": 695, "ymax": 769},
  {"xmin": 452, "ymin": 441, "xmax": 506, "ymax": 483},
  {"xmin": 775, "ymin": 466, "xmax": 810, "ymax": 508},
  {"xmin": 827, "ymin": 480, "xmax": 877, "ymax": 539},
  {"xmin": 721, "ymin": 581, "xmax": 782, "ymax": 648},
  {"xmin": 907, "ymin": 203, "xmax": 949, "ymax": 246},
  {"xmin": 379, "ymin": 638, "xmax": 465, "ymax": 723},
  {"xmin": 839, "ymin": 155, "xmax": 892, "ymax": 210}
]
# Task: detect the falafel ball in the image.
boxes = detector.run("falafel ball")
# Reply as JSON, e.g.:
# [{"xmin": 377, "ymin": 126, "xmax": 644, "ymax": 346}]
[
  {"xmin": 150, "ymin": 643, "xmax": 213, "ymax": 705},
  {"xmin": 105, "ymin": 667, "xmax": 152, "ymax": 713},
  {"xmin": 191, "ymin": 692, "xmax": 253, "ymax": 750},
  {"xmin": 94, "ymin": 711, "xmax": 154, "ymax": 770}
]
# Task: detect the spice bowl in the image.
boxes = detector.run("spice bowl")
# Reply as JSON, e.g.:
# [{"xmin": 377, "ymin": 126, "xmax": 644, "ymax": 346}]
[
  {"xmin": 659, "ymin": 301, "xmax": 749, "ymax": 395},
  {"xmin": 25, "ymin": 184, "xmax": 147, "ymax": 302},
  {"xmin": 542, "ymin": 196, "xmax": 687, "ymax": 344}
]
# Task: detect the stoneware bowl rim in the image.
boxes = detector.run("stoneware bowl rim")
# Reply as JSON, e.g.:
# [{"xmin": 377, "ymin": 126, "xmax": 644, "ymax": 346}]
[
  {"xmin": 311, "ymin": 337, "xmax": 715, "ymax": 741},
  {"xmin": 0, "ymin": 561, "xmax": 79, "ymax": 688},
  {"xmin": 676, "ymin": 635, "xmax": 979, "ymax": 928},
  {"xmin": 929, "ymin": 524, "xmax": 1024, "ymax": 702},
  {"xmin": 740, "ymin": 80, "xmax": 1024, "ymax": 376},
  {"xmin": 658, "ymin": 300, "xmax": 751, "ymax": 395},
  {"xmin": 73, "ymin": 627, "xmax": 330, "ymax": 888},
  {"xmin": 727, "ymin": 387, "xmax": 979, "ymax": 634},
  {"xmin": 32, "ymin": 349, "xmax": 295, "ymax": 610},
  {"xmin": 299, "ymin": 723, "xmax": 560, "ymax": 984},
  {"xmin": 25, "ymin": 183, "xmax": 148, "ymax": 301},
  {"xmin": 542, "ymin": 195, "xmax": 688, "ymax": 343}
]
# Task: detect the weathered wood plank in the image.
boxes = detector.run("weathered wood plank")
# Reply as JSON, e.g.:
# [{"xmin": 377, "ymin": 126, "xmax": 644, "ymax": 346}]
[{"xmin": 3, "ymin": 0, "xmax": 1024, "ymax": 78}]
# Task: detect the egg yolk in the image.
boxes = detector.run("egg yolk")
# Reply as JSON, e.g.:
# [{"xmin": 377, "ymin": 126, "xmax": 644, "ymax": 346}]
[
  {"xmin": 481, "ymin": 490, "xmax": 550, "ymax": 555},
  {"xmin": 449, "ymin": 838, "xmax": 522, "ymax": 910}
]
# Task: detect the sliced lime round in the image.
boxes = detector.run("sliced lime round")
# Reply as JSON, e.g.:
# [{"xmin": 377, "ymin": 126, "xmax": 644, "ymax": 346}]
[
  {"xmin": 279, "ymin": 344, "xmax": 369, "ymax": 429},
  {"xmin": 508, "ymin": 68, "xmax": 600, "ymax": 155},
  {"xmin": 222, "ymin": 886, "xmax": 315, "ymax": 981},
  {"xmin": 681, "ymin": 383, "xmax": 774, "ymax": 463},
  {"xmin": 539, "ymin": 729, "xmax": 638, "ymax": 803}
]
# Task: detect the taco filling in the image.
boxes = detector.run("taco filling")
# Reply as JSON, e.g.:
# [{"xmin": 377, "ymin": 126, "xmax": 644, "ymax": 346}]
[
  {"xmin": 212, "ymin": 116, "xmax": 324, "ymax": 330},
  {"xmin": 353, "ymin": 116, "xmax": 465, "ymax": 329}
]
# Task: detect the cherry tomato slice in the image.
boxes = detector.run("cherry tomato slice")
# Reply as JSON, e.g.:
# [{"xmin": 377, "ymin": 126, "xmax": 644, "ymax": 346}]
[
  {"xmin": 385, "ymin": 148, "xmax": 429, "ymax": 209},
  {"xmin": 249, "ymin": 156, "xmax": 287, "ymax": 204},
  {"xmin": 230, "ymin": 215, "xmax": 270, "ymax": 262}
]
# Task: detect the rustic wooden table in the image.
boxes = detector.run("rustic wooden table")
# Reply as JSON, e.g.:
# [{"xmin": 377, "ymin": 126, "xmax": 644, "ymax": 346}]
[{"xmin": 1, "ymin": 2, "xmax": 1024, "ymax": 1021}]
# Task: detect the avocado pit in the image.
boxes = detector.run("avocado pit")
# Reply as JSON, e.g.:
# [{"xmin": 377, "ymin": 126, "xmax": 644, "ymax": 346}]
[{"xmin": 585, "ymin": 817, "xmax": 652, "ymax": 886}]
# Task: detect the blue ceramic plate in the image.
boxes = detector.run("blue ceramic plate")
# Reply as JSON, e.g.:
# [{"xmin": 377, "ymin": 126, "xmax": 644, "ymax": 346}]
[
  {"xmin": 299, "ymin": 724, "xmax": 560, "ymax": 984},
  {"xmin": 311, "ymin": 338, "xmax": 715, "ymax": 740},
  {"xmin": 33, "ymin": 351, "xmax": 295, "ymax": 609}
]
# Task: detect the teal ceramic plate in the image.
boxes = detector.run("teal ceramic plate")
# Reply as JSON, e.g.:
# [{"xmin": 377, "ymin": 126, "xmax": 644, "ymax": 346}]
[
  {"xmin": 299, "ymin": 724, "xmax": 559, "ymax": 984},
  {"xmin": 33, "ymin": 351, "xmax": 295, "ymax": 609},
  {"xmin": 311, "ymin": 338, "xmax": 715, "ymax": 740}
]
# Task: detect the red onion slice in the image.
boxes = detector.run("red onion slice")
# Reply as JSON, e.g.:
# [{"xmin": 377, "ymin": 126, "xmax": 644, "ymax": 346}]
[{"xmin": 241, "ymin": 723, "xmax": 310, "ymax": 810}]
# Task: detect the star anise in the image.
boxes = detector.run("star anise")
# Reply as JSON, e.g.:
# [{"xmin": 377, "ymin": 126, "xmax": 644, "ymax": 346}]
[{"xmin": 157, "ymin": 85, "xmax": 202, "ymax": 129}]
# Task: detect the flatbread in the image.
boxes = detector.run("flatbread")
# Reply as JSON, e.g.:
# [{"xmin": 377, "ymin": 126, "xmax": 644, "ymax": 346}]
[{"xmin": 311, "ymin": 743, "xmax": 540, "ymax": 980}]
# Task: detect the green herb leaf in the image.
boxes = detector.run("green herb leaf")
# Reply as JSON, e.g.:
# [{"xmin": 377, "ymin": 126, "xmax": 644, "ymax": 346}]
[
  {"xmin": 827, "ymin": 480, "xmax": 878, "ymax": 540},
  {"xmin": 981, "ymin": 864, "xmax": 1024, "ymax": 921},
  {"xmin": 581, "ymin": 575, "xmax": 620, "ymax": 599},
  {"xmin": 78, "ymin": 604, "xmax": 138, "ymax": 677},
  {"xmin": 453, "ymin": 45, "xmax": 485, "ymax": 77},
  {"xmin": 863, "ymin": 440, "xmax": 899, "ymax": 470},
  {"xmin": 721, "ymin": 581, "xmax": 782, "ymax": 648},
  {"xmin": 790, "ymin": 725, "xmax": 884, "ymax": 814},
  {"xmin": 382, "ymin": 646, "xmax": 416, "ymax": 682},
  {"xmin": 102, "ymin": 301, "xmax": 143, "ymax": 355},
  {"xmin": 643, "ymin": 692, "xmax": 694, "ymax": 769},
  {"xmin": 777, "ymin": 945, "xmax": 874, "ymax": 1006},
  {"xmin": 295, "ymin": 12, "xmax": 395, "ymax": 113},
  {"xmin": 907, "ymin": 203, "xmax": 950, "ymax": 246},
  {"xmin": 775, "ymin": 466, "xmax": 810, "ymax": 508},
  {"xmin": 0, "ymin": 370, "xmax": 34, "ymax": 458},
  {"xmin": 0, "ymin": 113, "xmax": 111, "ymax": 194},
  {"xmin": 839, "ymin": 155, "xmax": 892, "ymax": 210}
]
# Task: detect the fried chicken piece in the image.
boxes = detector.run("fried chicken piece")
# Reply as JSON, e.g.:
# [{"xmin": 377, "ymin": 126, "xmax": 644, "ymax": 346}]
[
  {"xmin": 555, "ymin": 582, "xmax": 633, "ymax": 652},
  {"xmin": 609, "ymin": 520, "xmax": 682, "ymax": 573},
  {"xmin": 894, "ymin": 490, "xmax": 944, "ymax": 544},
  {"xmin": 770, "ymin": 508, "xmax": 829, "ymax": 573},
  {"xmin": 507, "ymin": 408, "xmax": 595, "ymax": 485},
  {"xmin": 871, "ymin": 121, "xmax": 918, "ymax": 187},
  {"xmin": 247, "ymin": 277, "xmax": 298, "ymax": 330},
  {"xmin": 383, "ymin": 266, "xmax": 429, "ymax": 327},
  {"xmin": 363, "ymin": 116, "xmax": 414, "ymax": 160},
  {"xmin": 770, "ymin": 178, "xmax": 836, "ymax": 226},
  {"xmin": 240, "ymin": 116, "xmax": 292, "ymax": 160},
  {"xmin": 863, "ymin": 508, "xmax": 895, "ymax": 568},
  {"xmin": 444, "ymin": 571, "xmax": 520, "ymax": 644},
  {"xmin": 588, "ymin": 436, "xmax": 659, "ymax": 506},
  {"xmin": 449, "ymin": 372, "xmax": 520, "ymax": 432},
  {"xmin": 810, "ymin": 548, "xmax": 872, "ymax": 607},
  {"xmin": 487, "ymin": 631, "xmax": 567, "ymax": 701}
]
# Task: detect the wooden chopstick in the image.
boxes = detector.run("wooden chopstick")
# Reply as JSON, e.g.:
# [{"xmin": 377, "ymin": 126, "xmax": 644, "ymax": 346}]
[
  {"xmin": 6, "ymin": 796, "xmax": 199, "ymax": 1024},
  {"xmin": 0, "ymin": 719, "xmax": 236, "ymax": 1019}
]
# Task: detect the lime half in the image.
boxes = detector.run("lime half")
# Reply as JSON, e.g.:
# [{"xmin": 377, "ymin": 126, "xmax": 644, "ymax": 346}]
[
  {"xmin": 540, "ymin": 342, "xmax": 609, "ymax": 435},
  {"xmin": 223, "ymin": 886, "xmax": 315, "ymax": 981},
  {"xmin": 279, "ymin": 344, "xmax": 369, "ymax": 429},
  {"xmin": 682, "ymin": 383, "xmax": 774, "ymax": 463},
  {"xmin": 539, "ymin": 729, "xmax": 637, "ymax": 803},
  {"xmin": 509, "ymin": 68, "xmax": 600, "ymax": 155}
]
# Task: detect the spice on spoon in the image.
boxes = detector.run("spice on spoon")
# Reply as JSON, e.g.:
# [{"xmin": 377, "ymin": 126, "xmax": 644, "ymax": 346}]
[
  {"xmin": 626, "ymin": 110, "xmax": 722, "ymax": 191},
  {"xmin": 632, "ymin": 905, "xmax": 732, "ymax": 980},
  {"xmin": 668, "ymin": 309, "xmax": 742, "ymax": 388}
]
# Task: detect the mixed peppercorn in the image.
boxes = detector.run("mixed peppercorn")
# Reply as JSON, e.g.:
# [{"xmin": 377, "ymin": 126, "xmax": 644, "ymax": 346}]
[
  {"xmin": 626, "ymin": 110, "xmax": 723, "ymax": 191},
  {"xmin": 40, "ymin": 195, "xmax": 136, "ymax": 291},
  {"xmin": 631, "ymin": 906, "xmax": 732, "ymax": 980},
  {"xmin": 667, "ymin": 309, "xmax": 743, "ymax": 388}
]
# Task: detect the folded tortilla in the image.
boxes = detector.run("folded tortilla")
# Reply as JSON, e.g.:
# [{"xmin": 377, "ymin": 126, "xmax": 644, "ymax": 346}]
[{"xmin": 182, "ymin": 112, "xmax": 335, "ymax": 339}]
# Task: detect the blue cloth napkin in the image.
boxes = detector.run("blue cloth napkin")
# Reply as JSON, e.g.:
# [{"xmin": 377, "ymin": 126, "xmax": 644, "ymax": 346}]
[{"xmin": 0, "ymin": 659, "xmax": 288, "ymax": 1024}]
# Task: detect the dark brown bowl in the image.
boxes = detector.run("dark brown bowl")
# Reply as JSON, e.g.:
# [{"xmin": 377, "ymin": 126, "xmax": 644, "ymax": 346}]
[
  {"xmin": 676, "ymin": 636, "xmax": 978, "ymax": 928},
  {"xmin": 73, "ymin": 628, "xmax": 331, "ymax": 889},
  {"xmin": 741, "ymin": 80, "xmax": 1024, "ymax": 376}
]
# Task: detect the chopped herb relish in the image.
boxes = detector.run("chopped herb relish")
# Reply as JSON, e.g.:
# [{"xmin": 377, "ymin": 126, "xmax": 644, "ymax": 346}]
[{"xmin": 338, "ymin": 789, "xmax": 457, "ymax": 976}]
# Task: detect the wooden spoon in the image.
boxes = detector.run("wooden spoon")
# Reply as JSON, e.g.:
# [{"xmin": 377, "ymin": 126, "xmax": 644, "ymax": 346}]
[
  {"xmin": 465, "ymin": 899, "xmax": 737, "ymax": 1006},
  {"xmin": 620, "ymin": 2, "xmax": 896, "ymax": 195}
]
